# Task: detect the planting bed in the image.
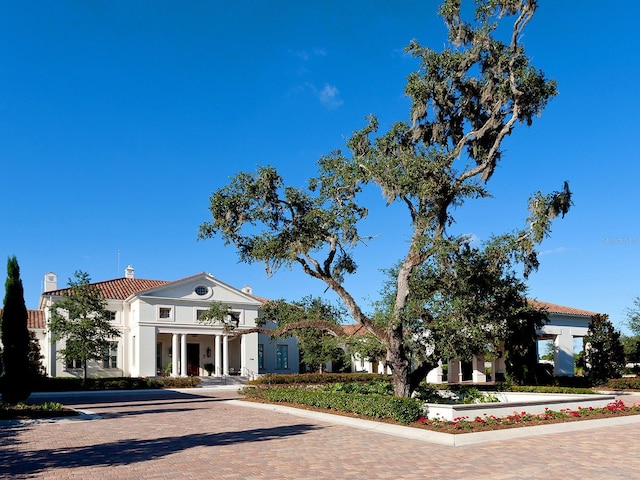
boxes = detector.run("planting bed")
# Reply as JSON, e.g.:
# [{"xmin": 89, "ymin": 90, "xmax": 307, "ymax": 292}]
[{"xmin": 424, "ymin": 391, "xmax": 616, "ymax": 421}]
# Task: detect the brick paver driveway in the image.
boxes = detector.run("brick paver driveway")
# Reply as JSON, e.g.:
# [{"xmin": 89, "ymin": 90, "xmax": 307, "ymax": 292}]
[{"xmin": 2, "ymin": 388, "xmax": 640, "ymax": 479}]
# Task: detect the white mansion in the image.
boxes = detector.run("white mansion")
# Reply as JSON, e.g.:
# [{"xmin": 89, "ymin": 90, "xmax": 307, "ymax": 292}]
[
  {"xmin": 32, "ymin": 267, "xmax": 298, "ymax": 379},
  {"xmin": 22, "ymin": 267, "xmax": 597, "ymax": 382}
]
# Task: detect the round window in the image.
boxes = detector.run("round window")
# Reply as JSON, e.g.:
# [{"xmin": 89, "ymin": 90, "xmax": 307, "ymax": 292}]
[{"xmin": 195, "ymin": 286, "xmax": 209, "ymax": 296}]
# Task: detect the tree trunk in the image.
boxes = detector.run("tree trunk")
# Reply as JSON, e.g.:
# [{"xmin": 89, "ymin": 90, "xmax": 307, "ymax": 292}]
[{"xmin": 388, "ymin": 323, "xmax": 411, "ymax": 397}]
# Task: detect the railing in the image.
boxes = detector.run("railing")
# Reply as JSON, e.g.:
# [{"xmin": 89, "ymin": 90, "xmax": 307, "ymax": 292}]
[{"xmin": 241, "ymin": 367, "xmax": 259, "ymax": 380}]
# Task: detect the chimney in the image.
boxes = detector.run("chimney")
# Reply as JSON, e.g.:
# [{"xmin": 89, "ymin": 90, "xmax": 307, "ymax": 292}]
[
  {"xmin": 241, "ymin": 285, "xmax": 253, "ymax": 295},
  {"xmin": 44, "ymin": 272, "xmax": 58, "ymax": 292},
  {"xmin": 125, "ymin": 265, "xmax": 135, "ymax": 279}
]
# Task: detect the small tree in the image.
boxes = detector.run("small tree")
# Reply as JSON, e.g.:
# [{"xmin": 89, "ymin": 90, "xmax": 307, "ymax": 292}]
[
  {"xmin": 583, "ymin": 314, "xmax": 625, "ymax": 385},
  {"xmin": 48, "ymin": 271, "xmax": 120, "ymax": 382},
  {"xmin": 627, "ymin": 297, "xmax": 640, "ymax": 336},
  {"xmin": 624, "ymin": 297, "xmax": 640, "ymax": 366},
  {"xmin": 503, "ymin": 308, "xmax": 547, "ymax": 385},
  {"xmin": 1, "ymin": 256, "xmax": 31, "ymax": 404},
  {"xmin": 260, "ymin": 297, "xmax": 349, "ymax": 373},
  {"xmin": 27, "ymin": 331, "xmax": 45, "ymax": 379}
]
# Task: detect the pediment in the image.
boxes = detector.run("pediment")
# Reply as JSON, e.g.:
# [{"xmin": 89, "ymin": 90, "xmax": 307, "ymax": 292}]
[{"xmin": 134, "ymin": 273, "xmax": 261, "ymax": 306}]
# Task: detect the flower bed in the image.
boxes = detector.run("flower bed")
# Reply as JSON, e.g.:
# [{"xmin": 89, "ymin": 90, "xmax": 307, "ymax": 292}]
[
  {"xmin": 424, "ymin": 391, "xmax": 616, "ymax": 421},
  {"xmin": 419, "ymin": 399, "xmax": 640, "ymax": 434}
]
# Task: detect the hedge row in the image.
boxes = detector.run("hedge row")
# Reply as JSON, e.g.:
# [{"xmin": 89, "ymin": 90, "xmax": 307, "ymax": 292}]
[
  {"xmin": 506, "ymin": 385, "xmax": 596, "ymax": 395},
  {"xmin": 249, "ymin": 373, "xmax": 391, "ymax": 386},
  {"xmin": 262, "ymin": 387, "xmax": 422, "ymax": 424},
  {"xmin": 605, "ymin": 377, "xmax": 640, "ymax": 390},
  {"xmin": 27, "ymin": 376, "xmax": 201, "ymax": 392}
]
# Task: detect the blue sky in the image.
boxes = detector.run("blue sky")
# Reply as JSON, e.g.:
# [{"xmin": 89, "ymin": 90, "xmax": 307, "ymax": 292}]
[{"xmin": 1, "ymin": 1, "xmax": 638, "ymax": 333}]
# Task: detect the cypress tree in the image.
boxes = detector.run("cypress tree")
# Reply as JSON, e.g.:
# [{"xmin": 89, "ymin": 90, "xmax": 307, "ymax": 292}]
[{"xmin": 1, "ymin": 256, "xmax": 32, "ymax": 404}]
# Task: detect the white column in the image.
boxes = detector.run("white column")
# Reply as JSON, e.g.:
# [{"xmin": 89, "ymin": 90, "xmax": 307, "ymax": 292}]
[
  {"xmin": 180, "ymin": 334, "xmax": 187, "ymax": 377},
  {"xmin": 223, "ymin": 335, "xmax": 229, "ymax": 376},
  {"xmin": 554, "ymin": 331, "xmax": 575, "ymax": 376},
  {"xmin": 215, "ymin": 334, "xmax": 222, "ymax": 377},
  {"xmin": 472, "ymin": 354, "xmax": 486, "ymax": 383},
  {"xmin": 222, "ymin": 335, "xmax": 229, "ymax": 375},
  {"xmin": 240, "ymin": 334, "xmax": 245, "ymax": 376},
  {"xmin": 171, "ymin": 334, "xmax": 179, "ymax": 377}
]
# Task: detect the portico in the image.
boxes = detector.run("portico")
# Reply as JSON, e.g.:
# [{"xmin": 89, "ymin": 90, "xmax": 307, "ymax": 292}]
[{"xmin": 157, "ymin": 330, "xmax": 251, "ymax": 377}]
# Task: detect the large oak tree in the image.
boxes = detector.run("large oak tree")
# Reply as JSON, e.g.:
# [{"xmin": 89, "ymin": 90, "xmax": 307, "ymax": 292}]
[{"xmin": 200, "ymin": 0, "xmax": 571, "ymax": 396}]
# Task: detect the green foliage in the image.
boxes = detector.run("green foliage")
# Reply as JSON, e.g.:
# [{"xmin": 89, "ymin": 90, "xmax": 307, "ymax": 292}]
[
  {"xmin": 623, "ymin": 299, "xmax": 640, "ymax": 364},
  {"xmin": 345, "ymin": 332, "xmax": 387, "ymax": 368},
  {"xmin": 200, "ymin": 1, "xmax": 567, "ymax": 397},
  {"xmin": 48, "ymin": 271, "xmax": 121, "ymax": 381},
  {"xmin": 626, "ymin": 297, "xmax": 640, "ymax": 336},
  {"xmin": 621, "ymin": 335, "xmax": 640, "ymax": 364},
  {"xmin": 583, "ymin": 314, "xmax": 625, "ymax": 385},
  {"xmin": 605, "ymin": 377, "xmax": 640, "ymax": 391},
  {"xmin": 1, "ymin": 256, "xmax": 31, "ymax": 404},
  {"xmin": 28, "ymin": 376, "xmax": 162, "ymax": 392},
  {"xmin": 505, "ymin": 385, "xmax": 596, "ymax": 395},
  {"xmin": 25, "ymin": 375, "xmax": 200, "ymax": 391},
  {"xmin": 196, "ymin": 301, "xmax": 236, "ymax": 330},
  {"xmin": 0, "ymin": 401, "xmax": 71, "ymax": 420},
  {"xmin": 262, "ymin": 387, "xmax": 422, "ymax": 424},
  {"xmin": 156, "ymin": 376, "xmax": 202, "ymax": 388},
  {"xmin": 249, "ymin": 372, "xmax": 388, "ymax": 386},
  {"xmin": 504, "ymin": 308, "xmax": 548, "ymax": 385},
  {"xmin": 411, "ymin": 383, "xmax": 500, "ymax": 404},
  {"xmin": 321, "ymin": 381, "xmax": 394, "ymax": 396},
  {"xmin": 27, "ymin": 331, "xmax": 45, "ymax": 379},
  {"xmin": 261, "ymin": 297, "xmax": 349, "ymax": 373},
  {"xmin": 428, "ymin": 400, "xmax": 639, "ymax": 432}
]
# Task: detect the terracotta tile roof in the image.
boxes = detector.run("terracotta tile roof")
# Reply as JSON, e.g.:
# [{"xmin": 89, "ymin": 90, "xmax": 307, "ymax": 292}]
[
  {"xmin": 43, "ymin": 278, "xmax": 170, "ymax": 300},
  {"xmin": 342, "ymin": 324, "xmax": 367, "ymax": 337},
  {"xmin": 245, "ymin": 293, "xmax": 269, "ymax": 305},
  {"xmin": 27, "ymin": 310, "xmax": 45, "ymax": 329},
  {"xmin": 0, "ymin": 309, "xmax": 45, "ymax": 329},
  {"xmin": 527, "ymin": 299, "xmax": 599, "ymax": 317}
]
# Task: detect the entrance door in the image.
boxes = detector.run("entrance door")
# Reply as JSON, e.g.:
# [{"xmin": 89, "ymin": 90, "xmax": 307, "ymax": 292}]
[
  {"xmin": 187, "ymin": 343, "xmax": 200, "ymax": 376},
  {"xmin": 461, "ymin": 360, "xmax": 473, "ymax": 382}
]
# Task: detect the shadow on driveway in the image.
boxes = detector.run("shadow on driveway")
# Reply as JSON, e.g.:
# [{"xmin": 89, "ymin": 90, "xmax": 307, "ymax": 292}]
[{"xmin": 1, "ymin": 423, "xmax": 322, "ymax": 477}]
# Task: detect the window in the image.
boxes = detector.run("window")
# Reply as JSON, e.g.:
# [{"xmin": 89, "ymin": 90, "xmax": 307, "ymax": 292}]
[
  {"xmin": 276, "ymin": 344, "xmax": 288, "ymax": 370},
  {"xmin": 195, "ymin": 286, "xmax": 208, "ymax": 296},
  {"xmin": 103, "ymin": 342, "xmax": 118, "ymax": 369},
  {"xmin": 258, "ymin": 344, "xmax": 264, "ymax": 370},
  {"xmin": 66, "ymin": 358, "xmax": 82, "ymax": 369},
  {"xmin": 230, "ymin": 312, "xmax": 240, "ymax": 327},
  {"xmin": 196, "ymin": 309, "xmax": 207, "ymax": 321},
  {"xmin": 106, "ymin": 311, "xmax": 116, "ymax": 321},
  {"xmin": 159, "ymin": 307, "xmax": 172, "ymax": 319}
]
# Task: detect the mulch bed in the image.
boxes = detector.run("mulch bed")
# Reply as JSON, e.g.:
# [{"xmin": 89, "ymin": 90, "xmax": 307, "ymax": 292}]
[{"xmin": 0, "ymin": 407, "xmax": 79, "ymax": 421}]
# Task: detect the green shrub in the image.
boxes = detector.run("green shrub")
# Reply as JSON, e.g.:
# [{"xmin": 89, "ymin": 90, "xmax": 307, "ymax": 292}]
[
  {"xmin": 506, "ymin": 385, "xmax": 596, "ymax": 395},
  {"xmin": 249, "ymin": 373, "xmax": 390, "ymax": 386},
  {"xmin": 31, "ymin": 376, "xmax": 163, "ymax": 392},
  {"xmin": 262, "ymin": 388, "xmax": 422, "ymax": 424},
  {"xmin": 321, "ymin": 381, "xmax": 394, "ymax": 395},
  {"xmin": 157, "ymin": 376, "xmax": 202, "ymax": 388},
  {"xmin": 605, "ymin": 377, "xmax": 640, "ymax": 390},
  {"xmin": 0, "ymin": 401, "xmax": 71, "ymax": 420}
]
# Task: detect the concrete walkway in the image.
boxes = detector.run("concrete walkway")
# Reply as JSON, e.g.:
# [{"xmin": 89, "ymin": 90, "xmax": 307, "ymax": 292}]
[{"xmin": 2, "ymin": 388, "xmax": 640, "ymax": 479}]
